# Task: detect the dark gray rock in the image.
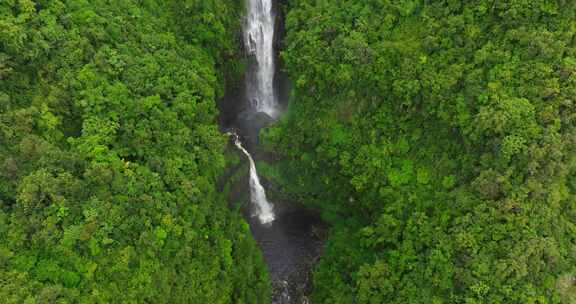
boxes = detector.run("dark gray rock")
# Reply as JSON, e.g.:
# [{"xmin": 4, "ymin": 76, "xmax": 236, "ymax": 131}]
[{"xmin": 234, "ymin": 110, "xmax": 275, "ymax": 149}]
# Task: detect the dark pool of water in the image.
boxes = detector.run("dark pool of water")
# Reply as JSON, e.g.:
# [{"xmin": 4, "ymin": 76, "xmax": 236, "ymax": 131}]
[{"xmin": 244, "ymin": 200, "xmax": 324, "ymax": 304}]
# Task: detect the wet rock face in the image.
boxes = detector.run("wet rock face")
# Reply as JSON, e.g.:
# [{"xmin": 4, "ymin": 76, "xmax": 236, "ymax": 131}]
[{"xmin": 234, "ymin": 110, "xmax": 275, "ymax": 149}]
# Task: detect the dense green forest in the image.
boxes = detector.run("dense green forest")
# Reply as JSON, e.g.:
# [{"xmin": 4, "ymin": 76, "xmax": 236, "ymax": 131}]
[
  {"xmin": 263, "ymin": 0, "xmax": 576, "ymax": 303},
  {"xmin": 0, "ymin": 1, "xmax": 270, "ymax": 303},
  {"xmin": 2, "ymin": 0, "xmax": 576, "ymax": 303}
]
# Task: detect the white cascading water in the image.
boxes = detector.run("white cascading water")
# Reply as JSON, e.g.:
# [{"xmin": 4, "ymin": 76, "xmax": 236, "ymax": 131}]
[
  {"xmin": 233, "ymin": 135, "xmax": 275, "ymax": 224},
  {"xmin": 231, "ymin": 0, "xmax": 278, "ymax": 224},
  {"xmin": 245, "ymin": 0, "xmax": 277, "ymax": 117}
]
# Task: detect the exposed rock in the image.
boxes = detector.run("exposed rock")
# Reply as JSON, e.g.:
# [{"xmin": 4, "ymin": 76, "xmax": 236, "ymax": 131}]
[{"xmin": 234, "ymin": 110, "xmax": 275, "ymax": 149}]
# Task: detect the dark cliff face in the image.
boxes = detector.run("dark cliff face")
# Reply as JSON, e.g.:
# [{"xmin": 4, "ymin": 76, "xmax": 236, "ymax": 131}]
[
  {"xmin": 218, "ymin": 74, "xmax": 247, "ymax": 129},
  {"xmin": 235, "ymin": 111, "xmax": 275, "ymax": 151}
]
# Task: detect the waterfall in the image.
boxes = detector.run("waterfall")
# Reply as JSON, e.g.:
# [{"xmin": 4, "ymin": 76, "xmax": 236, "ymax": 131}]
[
  {"xmin": 244, "ymin": 0, "xmax": 277, "ymax": 117},
  {"xmin": 235, "ymin": 0, "xmax": 278, "ymax": 224},
  {"xmin": 233, "ymin": 134, "xmax": 275, "ymax": 224}
]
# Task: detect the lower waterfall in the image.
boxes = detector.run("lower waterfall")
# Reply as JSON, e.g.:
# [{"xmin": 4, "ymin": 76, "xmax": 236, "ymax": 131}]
[{"xmin": 233, "ymin": 133, "xmax": 275, "ymax": 224}]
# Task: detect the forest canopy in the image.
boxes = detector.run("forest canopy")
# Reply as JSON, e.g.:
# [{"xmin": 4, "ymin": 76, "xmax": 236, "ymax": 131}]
[
  {"xmin": 262, "ymin": 0, "xmax": 576, "ymax": 303},
  {"xmin": 2, "ymin": 0, "xmax": 576, "ymax": 303},
  {"xmin": 0, "ymin": 0, "xmax": 270, "ymax": 303}
]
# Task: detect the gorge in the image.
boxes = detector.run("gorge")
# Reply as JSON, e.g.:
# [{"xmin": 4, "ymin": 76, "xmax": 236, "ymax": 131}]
[
  {"xmin": 235, "ymin": 0, "xmax": 278, "ymax": 225},
  {"xmin": 221, "ymin": 0, "xmax": 324, "ymax": 302}
]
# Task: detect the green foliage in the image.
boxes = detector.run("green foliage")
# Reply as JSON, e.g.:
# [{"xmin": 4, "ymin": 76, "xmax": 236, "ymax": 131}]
[
  {"xmin": 0, "ymin": 1, "xmax": 269, "ymax": 303},
  {"xmin": 264, "ymin": 0, "xmax": 576, "ymax": 302}
]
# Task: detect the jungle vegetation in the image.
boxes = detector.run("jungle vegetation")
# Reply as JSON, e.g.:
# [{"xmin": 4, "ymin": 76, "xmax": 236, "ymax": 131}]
[
  {"xmin": 2, "ymin": 0, "xmax": 576, "ymax": 303},
  {"xmin": 263, "ymin": 0, "xmax": 576, "ymax": 303},
  {"xmin": 0, "ymin": 0, "xmax": 270, "ymax": 303}
]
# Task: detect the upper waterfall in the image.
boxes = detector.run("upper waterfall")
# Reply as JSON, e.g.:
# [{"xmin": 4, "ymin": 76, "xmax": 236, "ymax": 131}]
[{"xmin": 244, "ymin": 0, "xmax": 277, "ymax": 117}]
